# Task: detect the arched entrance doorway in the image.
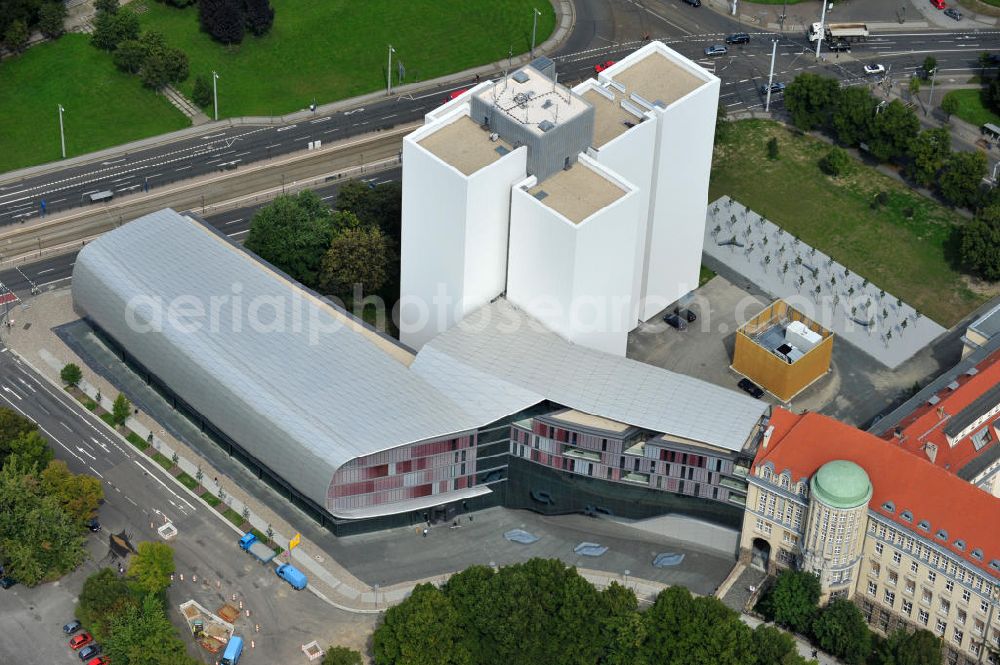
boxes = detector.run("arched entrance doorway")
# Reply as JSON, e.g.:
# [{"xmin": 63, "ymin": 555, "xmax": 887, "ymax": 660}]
[{"xmin": 750, "ymin": 537, "xmax": 771, "ymax": 571}]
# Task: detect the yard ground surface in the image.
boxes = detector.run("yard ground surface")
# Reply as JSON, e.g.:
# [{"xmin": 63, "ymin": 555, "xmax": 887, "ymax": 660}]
[
  {"xmin": 0, "ymin": 34, "xmax": 189, "ymax": 174},
  {"xmin": 709, "ymin": 119, "xmax": 985, "ymax": 327},
  {"xmin": 137, "ymin": 0, "xmax": 557, "ymax": 118},
  {"xmin": 942, "ymin": 88, "xmax": 1000, "ymax": 128}
]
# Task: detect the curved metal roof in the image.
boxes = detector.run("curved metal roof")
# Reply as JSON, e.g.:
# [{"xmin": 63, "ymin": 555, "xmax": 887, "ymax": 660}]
[{"xmin": 71, "ymin": 209, "xmax": 480, "ymax": 513}]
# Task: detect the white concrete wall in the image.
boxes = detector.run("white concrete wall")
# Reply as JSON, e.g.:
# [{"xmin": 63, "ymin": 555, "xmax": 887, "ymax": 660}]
[
  {"xmin": 507, "ymin": 176, "xmax": 578, "ymax": 342},
  {"xmin": 464, "ymin": 148, "xmax": 528, "ymax": 314},
  {"xmin": 642, "ymin": 75, "xmax": 720, "ymax": 321},
  {"xmin": 585, "ymin": 108, "xmax": 657, "ymax": 328},
  {"xmin": 400, "ymin": 132, "xmax": 470, "ymax": 350},
  {"xmin": 571, "ymin": 159, "xmax": 641, "ymax": 356}
]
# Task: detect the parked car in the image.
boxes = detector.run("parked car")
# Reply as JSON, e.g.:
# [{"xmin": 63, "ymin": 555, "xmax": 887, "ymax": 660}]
[
  {"xmin": 86, "ymin": 657, "xmax": 110, "ymax": 665},
  {"xmin": 78, "ymin": 644, "xmax": 101, "ymax": 661},
  {"xmin": 704, "ymin": 44, "xmax": 727, "ymax": 56},
  {"xmin": 863, "ymin": 63, "xmax": 886, "ymax": 76},
  {"xmin": 69, "ymin": 633, "xmax": 93, "ymax": 650},
  {"xmin": 682, "ymin": 0, "xmax": 701, "ymax": 6},
  {"xmin": 594, "ymin": 60, "xmax": 616, "ymax": 73},
  {"xmin": 930, "ymin": 0, "xmax": 946, "ymax": 8},
  {"xmin": 758, "ymin": 81, "xmax": 785, "ymax": 95},
  {"xmin": 445, "ymin": 88, "xmax": 469, "ymax": 102},
  {"xmin": 738, "ymin": 378, "xmax": 765, "ymax": 399},
  {"xmin": 0, "ymin": 576, "xmax": 16, "ymax": 589},
  {"xmin": 85, "ymin": 518, "xmax": 101, "ymax": 533},
  {"xmin": 944, "ymin": 7, "xmax": 961, "ymax": 20},
  {"xmin": 663, "ymin": 312, "xmax": 688, "ymax": 330},
  {"xmin": 725, "ymin": 33, "xmax": 750, "ymax": 45},
  {"xmin": 63, "ymin": 620, "xmax": 82, "ymax": 634},
  {"xmin": 673, "ymin": 307, "xmax": 697, "ymax": 323}
]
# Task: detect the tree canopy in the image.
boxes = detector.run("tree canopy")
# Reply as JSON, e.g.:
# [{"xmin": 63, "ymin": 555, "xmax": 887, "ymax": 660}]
[
  {"xmin": 757, "ymin": 569, "xmax": 821, "ymax": 635},
  {"xmin": 323, "ymin": 646, "xmax": 364, "ymax": 665},
  {"xmin": 811, "ymin": 598, "xmax": 871, "ymax": 665},
  {"xmin": 127, "ymin": 541, "xmax": 175, "ymax": 595},
  {"xmin": 245, "ymin": 190, "xmax": 338, "ymax": 287},
  {"xmin": 320, "ymin": 225, "xmax": 392, "ymax": 301},
  {"xmin": 784, "ymin": 73, "xmax": 839, "ymax": 131}
]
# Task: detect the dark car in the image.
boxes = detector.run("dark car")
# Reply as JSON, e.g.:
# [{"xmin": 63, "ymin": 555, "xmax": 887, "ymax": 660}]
[
  {"xmin": 828, "ymin": 39, "xmax": 851, "ymax": 52},
  {"xmin": 725, "ymin": 33, "xmax": 750, "ymax": 45},
  {"xmin": 63, "ymin": 620, "xmax": 82, "ymax": 634},
  {"xmin": 682, "ymin": 0, "xmax": 701, "ymax": 5},
  {"xmin": 944, "ymin": 8, "xmax": 961, "ymax": 20},
  {"xmin": 758, "ymin": 81, "xmax": 786, "ymax": 95},
  {"xmin": 738, "ymin": 378, "xmax": 765, "ymax": 399},
  {"xmin": 85, "ymin": 518, "xmax": 101, "ymax": 533},
  {"xmin": 0, "ymin": 576, "xmax": 16, "ymax": 589},
  {"xmin": 78, "ymin": 644, "xmax": 101, "ymax": 661},
  {"xmin": 663, "ymin": 312, "xmax": 688, "ymax": 330},
  {"xmin": 673, "ymin": 307, "xmax": 697, "ymax": 323}
]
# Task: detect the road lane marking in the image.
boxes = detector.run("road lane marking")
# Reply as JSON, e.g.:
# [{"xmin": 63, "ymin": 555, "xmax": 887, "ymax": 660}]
[
  {"xmin": 224, "ymin": 218, "xmax": 244, "ymax": 225},
  {"xmin": 2, "ymin": 384, "xmax": 22, "ymax": 400},
  {"xmin": 37, "ymin": 268, "xmax": 54, "ymax": 274},
  {"xmin": 276, "ymin": 124, "xmax": 298, "ymax": 132},
  {"xmin": 227, "ymin": 229, "xmax": 250, "ymax": 237},
  {"xmin": 126, "ymin": 496, "xmax": 137, "ymax": 506},
  {"xmin": 89, "ymin": 466, "xmax": 104, "ymax": 478}
]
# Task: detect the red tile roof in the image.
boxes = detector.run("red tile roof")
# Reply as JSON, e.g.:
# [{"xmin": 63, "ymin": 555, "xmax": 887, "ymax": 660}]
[
  {"xmin": 757, "ymin": 408, "xmax": 1000, "ymax": 578},
  {"xmin": 883, "ymin": 349, "xmax": 1000, "ymax": 474}
]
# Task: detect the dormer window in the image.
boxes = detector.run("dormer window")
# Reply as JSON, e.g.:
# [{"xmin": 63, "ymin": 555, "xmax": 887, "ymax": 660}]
[
  {"xmin": 918, "ymin": 520, "xmax": 930, "ymax": 532},
  {"xmin": 900, "ymin": 510, "xmax": 913, "ymax": 522},
  {"xmin": 882, "ymin": 501, "xmax": 895, "ymax": 513}
]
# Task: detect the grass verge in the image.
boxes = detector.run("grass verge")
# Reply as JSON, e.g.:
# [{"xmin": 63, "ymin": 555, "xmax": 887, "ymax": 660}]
[
  {"xmin": 177, "ymin": 472, "xmax": 198, "ymax": 490},
  {"xmin": 709, "ymin": 120, "xmax": 986, "ymax": 326},
  {"xmin": 942, "ymin": 89, "xmax": 1000, "ymax": 128},
  {"xmin": 99, "ymin": 413, "xmax": 116, "ymax": 427},
  {"xmin": 0, "ymin": 34, "xmax": 189, "ymax": 173},
  {"xmin": 137, "ymin": 0, "xmax": 556, "ymax": 117},
  {"xmin": 201, "ymin": 491, "xmax": 222, "ymax": 507},
  {"xmin": 152, "ymin": 451, "xmax": 174, "ymax": 470},
  {"xmin": 222, "ymin": 508, "xmax": 246, "ymax": 528},
  {"xmin": 699, "ymin": 265, "xmax": 717, "ymax": 286},
  {"xmin": 126, "ymin": 431, "xmax": 149, "ymax": 450}
]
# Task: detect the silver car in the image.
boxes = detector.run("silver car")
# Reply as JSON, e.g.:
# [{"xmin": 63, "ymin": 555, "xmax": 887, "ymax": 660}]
[{"xmin": 704, "ymin": 44, "xmax": 728, "ymax": 56}]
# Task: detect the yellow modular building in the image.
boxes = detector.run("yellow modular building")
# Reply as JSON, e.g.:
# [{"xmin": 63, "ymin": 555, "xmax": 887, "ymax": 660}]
[{"xmin": 733, "ymin": 300, "xmax": 833, "ymax": 402}]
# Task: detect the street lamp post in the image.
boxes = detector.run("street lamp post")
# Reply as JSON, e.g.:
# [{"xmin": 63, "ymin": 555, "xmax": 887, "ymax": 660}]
[
  {"xmin": 212, "ymin": 71, "xmax": 219, "ymax": 121},
  {"xmin": 927, "ymin": 67, "xmax": 938, "ymax": 112},
  {"xmin": 815, "ymin": 1, "xmax": 830, "ymax": 59},
  {"xmin": 387, "ymin": 45, "xmax": 396, "ymax": 96},
  {"xmin": 765, "ymin": 39, "xmax": 778, "ymax": 113},
  {"xmin": 58, "ymin": 104, "xmax": 66, "ymax": 159},
  {"xmin": 531, "ymin": 8, "xmax": 542, "ymax": 57}
]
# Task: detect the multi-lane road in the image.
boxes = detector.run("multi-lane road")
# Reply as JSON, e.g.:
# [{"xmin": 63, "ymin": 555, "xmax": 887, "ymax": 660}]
[{"xmin": 1, "ymin": 0, "xmax": 997, "ymax": 225}]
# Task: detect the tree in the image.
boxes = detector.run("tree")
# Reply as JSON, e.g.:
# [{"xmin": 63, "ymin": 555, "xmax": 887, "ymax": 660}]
[
  {"xmin": 37, "ymin": 1, "xmax": 66, "ymax": 38},
  {"xmin": 819, "ymin": 147, "xmax": 851, "ymax": 176},
  {"xmin": 867, "ymin": 99, "xmax": 920, "ymax": 163},
  {"xmin": 112, "ymin": 393, "xmax": 132, "ymax": 426},
  {"xmin": 961, "ymin": 204, "xmax": 1000, "ymax": 280},
  {"xmin": 334, "ymin": 180, "xmax": 403, "ymax": 239},
  {"xmin": 876, "ymin": 629, "xmax": 942, "ymax": 665},
  {"xmin": 319, "ymin": 225, "xmax": 391, "ymax": 300},
  {"xmin": 41, "ymin": 459, "xmax": 104, "ymax": 524},
  {"xmin": 642, "ymin": 586, "xmax": 754, "ymax": 665},
  {"xmin": 0, "ymin": 407, "xmax": 38, "ymax": 464},
  {"xmin": 939, "ymin": 150, "xmax": 987, "ymax": 208},
  {"xmin": 192, "ymin": 74, "xmax": 213, "ymax": 107},
  {"xmin": 91, "ymin": 7, "xmax": 139, "ymax": 51},
  {"xmin": 751, "ymin": 624, "xmax": 810, "ymax": 665},
  {"xmin": 77, "ymin": 568, "xmax": 137, "ymax": 641},
  {"xmin": 980, "ymin": 52, "xmax": 993, "ymax": 77},
  {"xmin": 94, "ymin": 0, "xmax": 119, "ymax": 14},
  {"xmin": 922, "ymin": 56, "xmax": 937, "ymax": 78},
  {"xmin": 831, "ymin": 86, "xmax": 876, "ymax": 147},
  {"xmin": 939, "ymin": 92, "xmax": 959, "ymax": 120},
  {"xmin": 906, "ymin": 128, "xmax": 950, "ymax": 188},
  {"xmin": 141, "ymin": 45, "xmax": 189, "ymax": 89},
  {"xmin": 199, "ymin": 0, "xmax": 245, "ymax": 45},
  {"xmin": 127, "ymin": 541, "xmax": 175, "ymax": 595},
  {"xmin": 372, "ymin": 583, "xmax": 471, "ymax": 665},
  {"xmin": 757, "ymin": 569, "xmax": 821, "ymax": 634},
  {"xmin": 784, "ymin": 73, "xmax": 839, "ymax": 131},
  {"xmin": 243, "ymin": 0, "xmax": 274, "ymax": 36},
  {"xmin": 112, "ymin": 38, "xmax": 147, "ymax": 75},
  {"xmin": 8, "ymin": 430, "xmax": 54, "ymax": 470},
  {"xmin": 323, "ymin": 646, "xmax": 363, "ymax": 665},
  {"xmin": 811, "ymin": 598, "xmax": 871, "ymax": 665},
  {"xmin": 245, "ymin": 190, "xmax": 337, "ymax": 287},
  {"xmin": 908, "ymin": 76, "xmax": 921, "ymax": 97},
  {"xmin": 3, "ymin": 18, "xmax": 29, "ymax": 53},
  {"xmin": 104, "ymin": 593, "xmax": 201, "ymax": 665},
  {"xmin": 60, "ymin": 363, "xmax": 83, "ymax": 387}
]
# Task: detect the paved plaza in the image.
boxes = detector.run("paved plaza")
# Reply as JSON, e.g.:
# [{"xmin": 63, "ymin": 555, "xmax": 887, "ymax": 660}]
[{"xmin": 703, "ymin": 196, "xmax": 946, "ymax": 369}]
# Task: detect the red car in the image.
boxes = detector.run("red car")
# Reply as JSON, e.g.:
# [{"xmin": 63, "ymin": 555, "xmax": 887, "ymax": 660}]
[
  {"xmin": 69, "ymin": 632, "xmax": 93, "ymax": 650},
  {"xmin": 87, "ymin": 657, "xmax": 110, "ymax": 665},
  {"xmin": 594, "ymin": 60, "xmax": 616, "ymax": 74},
  {"xmin": 446, "ymin": 88, "xmax": 469, "ymax": 102},
  {"xmin": 930, "ymin": 0, "xmax": 945, "ymax": 8}
]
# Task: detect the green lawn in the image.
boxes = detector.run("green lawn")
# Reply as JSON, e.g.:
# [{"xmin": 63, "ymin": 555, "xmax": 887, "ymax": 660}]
[
  {"xmin": 942, "ymin": 88, "xmax": 1000, "ymax": 128},
  {"xmin": 138, "ymin": 0, "xmax": 557, "ymax": 118},
  {"xmin": 709, "ymin": 120, "xmax": 985, "ymax": 326},
  {"xmin": 0, "ymin": 34, "xmax": 189, "ymax": 173}
]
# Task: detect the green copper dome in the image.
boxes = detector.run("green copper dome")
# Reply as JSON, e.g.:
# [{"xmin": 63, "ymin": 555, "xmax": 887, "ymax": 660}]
[{"xmin": 810, "ymin": 460, "xmax": 872, "ymax": 509}]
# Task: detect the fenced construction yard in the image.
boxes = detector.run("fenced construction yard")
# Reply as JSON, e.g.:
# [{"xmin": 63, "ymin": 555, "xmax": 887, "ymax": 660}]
[{"xmin": 709, "ymin": 120, "xmax": 989, "ymax": 328}]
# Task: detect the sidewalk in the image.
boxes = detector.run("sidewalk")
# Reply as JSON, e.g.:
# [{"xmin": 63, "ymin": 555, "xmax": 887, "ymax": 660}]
[{"xmin": 2, "ymin": 288, "xmax": 675, "ymax": 615}]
